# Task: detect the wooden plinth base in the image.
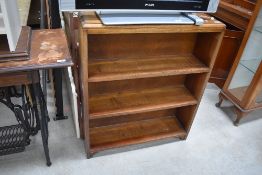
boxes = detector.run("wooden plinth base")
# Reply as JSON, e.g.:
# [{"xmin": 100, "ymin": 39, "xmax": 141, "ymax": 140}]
[
  {"xmin": 0, "ymin": 26, "xmax": 32, "ymax": 62},
  {"xmin": 216, "ymin": 92, "xmax": 251, "ymax": 126}
]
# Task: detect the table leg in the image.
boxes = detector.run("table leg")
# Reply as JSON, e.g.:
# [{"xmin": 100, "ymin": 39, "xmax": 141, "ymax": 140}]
[
  {"xmin": 53, "ymin": 68, "xmax": 68, "ymax": 121},
  {"xmin": 42, "ymin": 70, "xmax": 48, "ymax": 101},
  {"xmin": 31, "ymin": 82, "xmax": 52, "ymax": 166}
]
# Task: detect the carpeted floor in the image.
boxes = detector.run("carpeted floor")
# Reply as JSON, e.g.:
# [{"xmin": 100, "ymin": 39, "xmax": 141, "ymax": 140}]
[{"xmin": 0, "ymin": 83, "xmax": 261, "ymax": 175}]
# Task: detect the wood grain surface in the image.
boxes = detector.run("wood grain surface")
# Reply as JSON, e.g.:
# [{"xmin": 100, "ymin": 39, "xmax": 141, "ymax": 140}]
[
  {"xmin": 89, "ymin": 55, "xmax": 209, "ymax": 82},
  {"xmin": 0, "ymin": 29, "xmax": 73, "ymax": 73},
  {"xmin": 89, "ymin": 85, "xmax": 197, "ymax": 119},
  {"xmin": 80, "ymin": 12, "xmax": 225, "ymax": 34},
  {"xmin": 0, "ymin": 26, "xmax": 31, "ymax": 61},
  {"xmin": 90, "ymin": 115, "xmax": 186, "ymax": 153}
]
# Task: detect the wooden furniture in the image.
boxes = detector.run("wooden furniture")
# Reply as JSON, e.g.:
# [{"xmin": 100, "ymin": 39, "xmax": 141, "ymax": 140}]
[
  {"xmin": 0, "ymin": 0, "xmax": 32, "ymax": 62},
  {"xmin": 78, "ymin": 12, "xmax": 225, "ymax": 157},
  {"xmin": 0, "ymin": 29, "xmax": 73, "ymax": 166},
  {"xmin": 214, "ymin": 0, "xmax": 256, "ymax": 31},
  {"xmin": 216, "ymin": 2, "xmax": 262, "ymax": 126},
  {"xmin": 0, "ymin": 26, "xmax": 31, "ymax": 62},
  {"xmin": 210, "ymin": 0, "xmax": 258, "ymax": 88},
  {"xmin": 0, "ymin": 29, "xmax": 72, "ymax": 73}
]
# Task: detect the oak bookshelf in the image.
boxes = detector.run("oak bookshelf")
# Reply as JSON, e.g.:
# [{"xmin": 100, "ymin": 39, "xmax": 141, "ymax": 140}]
[{"xmin": 77, "ymin": 12, "xmax": 225, "ymax": 157}]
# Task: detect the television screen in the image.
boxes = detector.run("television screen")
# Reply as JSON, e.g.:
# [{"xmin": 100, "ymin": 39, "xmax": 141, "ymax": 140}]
[
  {"xmin": 60, "ymin": 0, "xmax": 219, "ymax": 13},
  {"xmin": 76, "ymin": 0, "xmax": 211, "ymax": 11}
]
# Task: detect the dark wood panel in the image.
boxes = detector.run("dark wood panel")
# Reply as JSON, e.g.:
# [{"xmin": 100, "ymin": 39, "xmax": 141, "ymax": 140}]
[
  {"xmin": 210, "ymin": 28, "xmax": 244, "ymax": 88},
  {"xmin": 89, "ymin": 75, "xmax": 185, "ymax": 97},
  {"xmin": 214, "ymin": 4, "xmax": 251, "ymax": 30},
  {"xmin": 176, "ymin": 105, "xmax": 198, "ymax": 132},
  {"xmin": 90, "ymin": 109, "xmax": 176, "ymax": 128},
  {"xmin": 0, "ymin": 71, "xmax": 38, "ymax": 87},
  {"xmin": 194, "ymin": 33, "xmax": 223, "ymax": 67},
  {"xmin": 88, "ymin": 33, "xmax": 197, "ymax": 60},
  {"xmin": 220, "ymin": 1, "xmax": 253, "ymax": 19},
  {"xmin": 90, "ymin": 116, "xmax": 186, "ymax": 153},
  {"xmin": 0, "ymin": 26, "xmax": 31, "ymax": 61},
  {"xmin": 233, "ymin": 0, "xmax": 256, "ymax": 11}
]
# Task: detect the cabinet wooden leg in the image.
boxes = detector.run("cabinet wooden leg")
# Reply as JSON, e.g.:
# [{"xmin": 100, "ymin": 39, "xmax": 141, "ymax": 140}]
[
  {"xmin": 216, "ymin": 93, "xmax": 224, "ymax": 108},
  {"xmin": 233, "ymin": 107, "xmax": 248, "ymax": 126}
]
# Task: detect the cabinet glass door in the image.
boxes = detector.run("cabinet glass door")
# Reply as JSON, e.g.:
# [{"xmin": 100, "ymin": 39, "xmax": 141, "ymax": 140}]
[
  {"xmin": 256, "ymin": 90, "xmax": 262, "ymax": 103},
  {"xmin": 228, "ymin": 6, "xmax": 262, "ymax": 101}
]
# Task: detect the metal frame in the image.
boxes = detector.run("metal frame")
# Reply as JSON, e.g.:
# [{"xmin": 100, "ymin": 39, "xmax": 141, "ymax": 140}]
[{"xmin": 0, "ymin": 74, "xmax": 51, "ymax": 166}]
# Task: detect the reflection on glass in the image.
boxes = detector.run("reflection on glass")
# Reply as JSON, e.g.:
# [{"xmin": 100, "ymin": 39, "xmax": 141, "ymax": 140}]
[
  {"xmin": 256, "ymin": 91, "xmax": 262, "ymax": 103},
  {"xmin": 228, "ymin": 6, "xmax": 262, "ymax": 101}
]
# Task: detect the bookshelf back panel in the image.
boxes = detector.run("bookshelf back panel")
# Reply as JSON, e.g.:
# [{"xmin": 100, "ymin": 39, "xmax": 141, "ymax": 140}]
[
  {"xmin": 176, "ymin": 105, "xmax": 198, "ymax": 132},
  {"xmin": 88, "ymin": 33, "xmax": 197, "ymax": 60},
  {"xmin": 194, "ymin": 32, "xmax": 222, "ymax": 67},
  {"xmin": 90, "ymin": 109, "xmax": 176, "ymax": 128},
  {"xmin": 89, "ymin": 75, "xmax": 185, "ymax": 97}
]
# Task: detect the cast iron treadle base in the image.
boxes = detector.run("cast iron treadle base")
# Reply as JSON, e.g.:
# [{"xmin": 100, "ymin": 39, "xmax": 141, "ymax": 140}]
[{"xmin": 0, "ymin": 124, "xmax": 28, "ymax": 156}]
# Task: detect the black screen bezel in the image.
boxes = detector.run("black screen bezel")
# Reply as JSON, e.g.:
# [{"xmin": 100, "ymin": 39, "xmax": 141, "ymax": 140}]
[{"xmin": 76, "ymin": 0, "xmax": 210, "ymax": 11}]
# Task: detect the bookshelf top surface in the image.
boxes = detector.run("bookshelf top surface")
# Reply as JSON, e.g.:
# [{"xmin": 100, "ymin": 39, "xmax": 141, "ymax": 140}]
[{"xmin": 80, "ymin": 12, "xmax": 225, "ymax": 34}]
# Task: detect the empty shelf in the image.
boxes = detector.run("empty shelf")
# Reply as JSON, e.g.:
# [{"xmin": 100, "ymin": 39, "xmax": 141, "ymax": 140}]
[
  {"xmin": 90, "ymin": 116, "xmax": 186, "ymax": 153},
  {"xmin": 89, "ymin": 86, "xmax": 197, "ymax": 119},
  {"xmin": 89, "ymin": 55, "xmax": 209, "ymax": 82}
]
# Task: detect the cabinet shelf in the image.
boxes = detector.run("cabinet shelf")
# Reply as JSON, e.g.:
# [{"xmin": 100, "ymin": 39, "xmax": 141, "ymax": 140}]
[
  {"xmin": 89, "ymin": 86, "xmax": 197, "ymax": 119},
  {"xmin": 90, "ymin": 116, "xmax": 186, "ymax": 153},
  {"xmin": 89, "ymin": 55, "xmax": 209, "ymax": 82}
]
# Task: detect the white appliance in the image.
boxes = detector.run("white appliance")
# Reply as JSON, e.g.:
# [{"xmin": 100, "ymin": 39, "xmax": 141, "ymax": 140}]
[{"xmin": 0, "ymin": 0, "xmax": 22, "ymax": 51}]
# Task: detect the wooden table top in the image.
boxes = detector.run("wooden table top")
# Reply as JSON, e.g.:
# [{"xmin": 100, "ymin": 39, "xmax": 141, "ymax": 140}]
[
  {"xmin": 80, "ymin": 12, "xmax": 225, "ymax": 34},
  {"xmin": 0, "ymin": 29, "xmax": 73, "ymax": 74}
]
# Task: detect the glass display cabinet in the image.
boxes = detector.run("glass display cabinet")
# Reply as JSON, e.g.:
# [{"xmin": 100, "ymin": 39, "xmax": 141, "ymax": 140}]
[{"xmin": 216, "ymin": 2, "xmax": 262, "ymax": 126}]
